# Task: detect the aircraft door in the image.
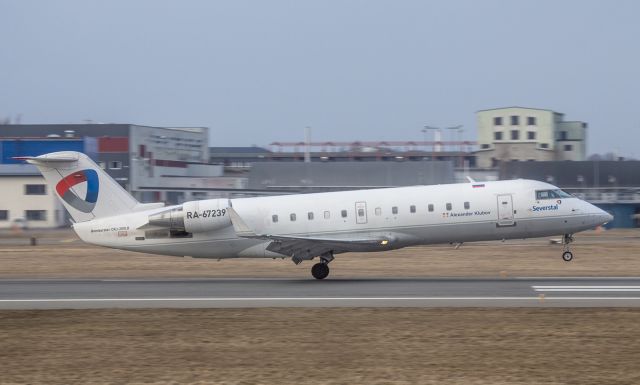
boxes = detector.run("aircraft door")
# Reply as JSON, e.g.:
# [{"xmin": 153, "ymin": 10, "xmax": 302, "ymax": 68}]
[
  {"xmin": 355, "ymin": 201, "xmax": 368, "ymax": 224},
  {"xmin": 496, "ymin": 194, "xmax": 515, "ymax": 227}
]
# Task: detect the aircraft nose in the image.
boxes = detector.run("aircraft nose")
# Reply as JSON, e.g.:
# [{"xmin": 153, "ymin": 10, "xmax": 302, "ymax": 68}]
[
  {"xmin": 595, "ymin": 208, "xmax": 613, "ymax": 225},
  {"xmin": 605, "ymin": 211, "xmax": 614, "ymax": 223}
]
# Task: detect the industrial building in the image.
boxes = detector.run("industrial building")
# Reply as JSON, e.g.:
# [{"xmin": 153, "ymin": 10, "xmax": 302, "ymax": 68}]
[
  {"xmin": 0, "ymin": 124, "xmax": 243, "ymax": 205},
  {"xmin": 475, "ymin": 107, "xmax": 587, "ymax": 168},
  {"xmin": 247, "ymin": 161, "xmax": 455, "ymax": 193},
  {"xmin": 0, "ymin": 164, "xmax": 65, "ymax": 229}
]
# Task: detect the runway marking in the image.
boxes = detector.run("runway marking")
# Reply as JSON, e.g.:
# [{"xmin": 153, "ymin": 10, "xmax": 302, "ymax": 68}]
[
  {"xmin": 4, "ymin": 297, "xmax": 640, "ymax": 303},
  {"xmin": 533, "ymin": 286, "xmax": 640, "ymax": 292}
]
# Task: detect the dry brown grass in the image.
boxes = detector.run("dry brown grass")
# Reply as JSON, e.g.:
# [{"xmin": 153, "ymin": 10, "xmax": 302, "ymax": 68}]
[
  {"xmin": 2, "ymin": 308, "xmax": 640, "ymax": 385},
  {"xmin": 0, "ymin": 229, "xmax": 639, "ymax": 278}
]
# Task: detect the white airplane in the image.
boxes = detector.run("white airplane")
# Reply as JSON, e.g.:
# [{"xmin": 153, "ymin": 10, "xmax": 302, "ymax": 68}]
[{"xmin": 20, "ymin": 151, "xmax": 613, "ymax": 279}]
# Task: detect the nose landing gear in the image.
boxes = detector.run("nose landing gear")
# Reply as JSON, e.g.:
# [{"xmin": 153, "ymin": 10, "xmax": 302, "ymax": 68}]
[{"xmin": 562, "ymin": 234, "xmax": 574, "ymax": 262}]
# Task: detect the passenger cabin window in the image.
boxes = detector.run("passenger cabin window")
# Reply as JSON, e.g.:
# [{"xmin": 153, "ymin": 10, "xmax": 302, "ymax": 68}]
[
  {"xmin": 446, "ymin": 203, "xmax": 452, "ymax": 211},
  {"xmin": 375, "ymin": 207, "xmax": 382, "ymax": 216},
  {"xmin": 536, "ymin": 189, "xmax": 572, "ymax": 200},
  {"xmin": 464, "ymin": 201, "xmax": 470, "ymax": 210},
  {"xmin": 392, "ymin": 206, "xmax": 398, "ymax": 215},
  {"xmin": 341, "ymin": 210, "xmax": 347, "ymax": 218},
  {"xmin": 290, "ymin": 213, "xmax": 296, "ymax": 221},
  {"xmin": 410, "ymin": 205, "xmax": 416, "ymax": 213},
  {"xmin": 324, "ymin": 211, "xmax": 330, "ymax": 219},
  {"xmin": 272, "ymin": 215, "xmax": 278, "ymax": 223},
  {"xmin": 308, "ymin": 212, "xmax": 314, "ymax": 220},
  {"xmin": 428, "ymin": 204, "xmax": 434, "ymax": 212}
]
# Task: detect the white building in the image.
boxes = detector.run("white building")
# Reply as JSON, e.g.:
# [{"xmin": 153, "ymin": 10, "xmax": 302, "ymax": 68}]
[
  {"xmin": 0, "ymin": 165, "xmax": 66, "ymax": 229},
  {"xmin": 475, "ymin": 107, "xmax": 587, "ymax": 168}
]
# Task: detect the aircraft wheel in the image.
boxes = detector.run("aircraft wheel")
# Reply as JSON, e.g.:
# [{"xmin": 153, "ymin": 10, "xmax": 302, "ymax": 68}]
[
  {"xmin": 311, "ymin": 263, "xmax": 330, "ymax": 280},
  {"xmin": 562, "ymin": 251, "xmax": 573, "ymax": 262}
]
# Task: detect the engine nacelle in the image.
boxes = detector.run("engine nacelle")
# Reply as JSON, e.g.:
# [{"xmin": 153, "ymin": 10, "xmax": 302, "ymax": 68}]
[
  {"xmin": 147, "ymin": 198, "xmax": 231, "ymax": 234},
  {"xmin": 182, "ymin": 199, "xmax": 231, "ymax": 233}
]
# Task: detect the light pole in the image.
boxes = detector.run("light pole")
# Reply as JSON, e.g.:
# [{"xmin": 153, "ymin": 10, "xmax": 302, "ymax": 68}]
[
  {"xmin": 423, "ymin": 126, "xmax": 439, "ymax": 160},
  {"xmin": 424, "ymin": 124, "xmax": 463, "ymax": 161},
  {"xmin": 445, "ymin": 125, "xmax": 463, "ymax": 166}
]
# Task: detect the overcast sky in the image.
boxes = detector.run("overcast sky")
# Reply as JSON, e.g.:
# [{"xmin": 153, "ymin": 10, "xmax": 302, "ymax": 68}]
[{"xmin": 1, "ymin": 0, "xmax": 639, "ymax": 156}]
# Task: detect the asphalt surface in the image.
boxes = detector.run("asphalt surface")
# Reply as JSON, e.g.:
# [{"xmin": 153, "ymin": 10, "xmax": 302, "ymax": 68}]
[{"xmin": 2, "ymin": 277, "xmax": 640, "ymax": 309}]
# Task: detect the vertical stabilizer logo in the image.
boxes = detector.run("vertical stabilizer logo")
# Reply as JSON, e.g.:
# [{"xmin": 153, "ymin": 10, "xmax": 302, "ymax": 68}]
[{"xmin": 55, "ymin": 169, "xmax": 99, "ymax": 213}]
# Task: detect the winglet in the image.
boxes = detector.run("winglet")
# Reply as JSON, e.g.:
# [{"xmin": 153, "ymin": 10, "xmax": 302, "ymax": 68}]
[
  {"xmin": 227, "ymin": 207, "xmax": 258, "ymax": 237},
  {"xmin": 466, "ymin": 176, "xmax": 476, "ymax": 183}
]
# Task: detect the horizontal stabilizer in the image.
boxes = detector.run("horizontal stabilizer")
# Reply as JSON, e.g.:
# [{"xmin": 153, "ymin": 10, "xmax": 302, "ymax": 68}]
[{"xmin": 13, "ymin": 154, "xmax": 79, "ymax": 164}]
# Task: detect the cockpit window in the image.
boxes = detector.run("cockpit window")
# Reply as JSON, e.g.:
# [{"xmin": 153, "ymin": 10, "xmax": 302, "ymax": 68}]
[{"xmin": 536, "ymin": 189, "xmax": 572, "ymax": 200}]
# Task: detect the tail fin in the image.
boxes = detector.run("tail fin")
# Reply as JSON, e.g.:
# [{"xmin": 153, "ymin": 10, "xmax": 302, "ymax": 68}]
[{"xmin": 16, "ymin": 151, "xmax": 139, "ymax": 222}]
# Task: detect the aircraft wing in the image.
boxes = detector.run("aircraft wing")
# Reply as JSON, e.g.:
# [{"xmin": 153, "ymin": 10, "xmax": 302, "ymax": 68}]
[{"xmin": 228, "ymin": 207, "xmax": 393, "ymax": 258}]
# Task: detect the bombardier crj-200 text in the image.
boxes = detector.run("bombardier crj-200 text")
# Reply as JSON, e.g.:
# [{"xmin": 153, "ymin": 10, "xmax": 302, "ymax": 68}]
[{"xmin": 19, "ymin": 152, "xmax": 613, "ymax": 279}]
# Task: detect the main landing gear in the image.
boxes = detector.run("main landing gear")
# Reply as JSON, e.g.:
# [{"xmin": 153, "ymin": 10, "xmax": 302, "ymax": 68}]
[
  {"xmin": 562, "ymin": 234, "xmax": 574, "ymax": 262},
  {"xmin": 311, "ymin": 252, "xmax": 334, "ymax": 280}
]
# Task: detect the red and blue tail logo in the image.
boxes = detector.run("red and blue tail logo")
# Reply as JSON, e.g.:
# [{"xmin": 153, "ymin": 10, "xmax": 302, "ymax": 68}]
[{"xmin": 55, "ymin": 169, "xmax": 100, "ymax": 213}]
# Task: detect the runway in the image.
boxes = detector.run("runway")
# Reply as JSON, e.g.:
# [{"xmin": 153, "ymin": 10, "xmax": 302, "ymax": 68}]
[{"xmin": 3, "ymin": 277, "xmax": 640, "ymax": 308}]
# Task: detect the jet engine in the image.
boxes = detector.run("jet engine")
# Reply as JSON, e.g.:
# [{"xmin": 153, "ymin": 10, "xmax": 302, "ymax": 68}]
[{"xmin": 147, "ymin": 198, "xmax": 231, "ymax": 233}]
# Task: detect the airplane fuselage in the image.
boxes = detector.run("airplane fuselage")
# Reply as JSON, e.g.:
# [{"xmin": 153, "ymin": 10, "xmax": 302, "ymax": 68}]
[{"xmin": 72, "ymin": 179, "xmax": 611, "ymax": 259}]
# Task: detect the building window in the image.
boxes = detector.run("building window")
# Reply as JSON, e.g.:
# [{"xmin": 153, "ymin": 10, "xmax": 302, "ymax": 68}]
[
  {"xmin": 0, "ymin": 210, "xmax": 8, "ymax": 220},
  {"xmin": 341, "ymin": 210, "xmax": 347, "ymax": 218},
  {"xmin": 494, "ymin": 132, "xmax": 503, "ymax": 140},
  {"xmin": 481, "ymin": 144, "xmax": 490, "ymax": 149},
  {"xmin": 527, "ymin": 116, "xmax": 536, "ymax": 125},
  {"xmin": 410, "ymin": 205, "xmax": 416, "ymax": 213},
  {"xmin": 324, "ymin": 211, "xmax": 330, "ymax": 219},
  {"xmin": 392, "ymin": 206, "xmax": 398, "ymax": 215},
  {"xmin": 25, "ymin": 210, "xmax": 46, "ymax": 221},
  {"xmin": 493, "ymin": 117, "xmax": 503, "ymax": 126},
  {"xmin": 527, "ymin": 131, "xmax": 536, "ymax": 140},
  {"xmin": 109, "ymin": 161, "xmax": 122, "ymax": 170},
  {"xmin": 464, "ymin": 202, "xmax": 470, "ymax": 210},
  {"xmin": 491, "ymin": 158, "xmax": 499, "ymax": 167},
  {"xmin": 511, "ymin": 130, "xmax": 519, "ymax": 140},
  {"xmin": 272, "ymin": 215, "xmax": 278, "ymax": 223},
  {"xmin": 510, "ymin": 116, "xmax": 519, "ymax": 125},
  {"xmin": 307, "ymin": 212, "xmax": 314, "ymax": 220},
  {"xmin": 428, "ymin": 204, "xmax": 434, "ymax": 212},
  {"xmin": 375, "ymin": 207, "xmax": 382, "ymax": 216},
  {"xmin": 290, "ymin": 213, "xmax": 296, "ymax": 221},
  {"xmin": 540, "ymin": 143, "xmax": 549, "ymax": 149},
  {"xmin": 564, "ymin": 144, "xmax": 573, "ymax": 151},
  {"xmin": 446, "ymin": 203, "xmax": 452, "ymax": 211},
  {"xmin": 559, "ymin": 131, "xmax": 568, "ymax": 140},
  {"xmin": 25, "ymin": 184, "xmax": 46, "ymax": 195}
]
